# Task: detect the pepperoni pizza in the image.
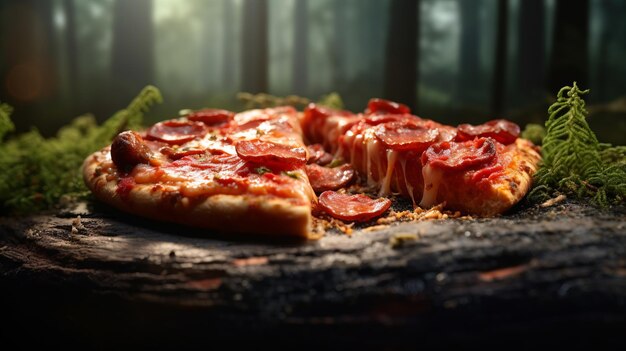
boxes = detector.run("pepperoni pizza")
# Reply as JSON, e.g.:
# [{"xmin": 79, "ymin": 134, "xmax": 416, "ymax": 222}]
[{"xmin": 83, "ymin": 99, "xmax": 540, "ymax": 238}]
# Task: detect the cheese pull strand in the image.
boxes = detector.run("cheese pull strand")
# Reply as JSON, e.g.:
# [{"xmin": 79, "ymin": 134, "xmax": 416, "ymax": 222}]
[
  {"xmin": 379, "ymin": 149, "xmax": 398, "ymax": 197},
  {"xmin": 419, "ymin": 164, "xmax": 443, "ymax": 208}
]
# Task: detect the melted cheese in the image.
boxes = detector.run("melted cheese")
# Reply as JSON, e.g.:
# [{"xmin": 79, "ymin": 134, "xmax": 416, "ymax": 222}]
[
  {"xmin": 365, "ymin": 137, "xmax": 376, "ymax": 186},
  {"xmin": 379, "ymin": 149, "xmax": 398, "ymax": 197},
  {"xmin": 399, "ymin": 158, "xmax": 416, "ymax": 205},
  {"xmin": 419, "ymin": 164, "xmax": 443, "ymax": 208},
  {"xmin": 322, "ymin": 117, "xmax": 339, "ymax": 151},
  {"xmin": 352, "ymin": 134, "xmax": 362, "ymax": 170},
  {"xmin": 315, "ymin": 111, "xmax": 461, "ymax": 211},
  {"xmin": 341, "ymin": 131, "xmax": 353, "ymax": 164},
  {"xmin": 363, "ymin": 129, "xmax": 383, "ymax": 187}
]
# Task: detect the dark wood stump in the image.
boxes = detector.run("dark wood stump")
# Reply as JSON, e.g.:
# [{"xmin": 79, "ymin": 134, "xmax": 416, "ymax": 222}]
[{"xmin": 1, "ymin": 200, "xmax": 625, "ymax": 348}]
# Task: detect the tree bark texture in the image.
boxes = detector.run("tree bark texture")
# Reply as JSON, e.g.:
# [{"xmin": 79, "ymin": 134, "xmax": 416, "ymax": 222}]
[{"xmin": 1, "ymin": 200, "xmax": 624, "ymax": 347}]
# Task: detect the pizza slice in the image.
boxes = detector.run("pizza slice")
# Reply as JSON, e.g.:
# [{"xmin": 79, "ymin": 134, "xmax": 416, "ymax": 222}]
[
  {"xmin": 301, "ymin": 99, "xmax": 541, "ymax": 216},
  {"xmin": 83, "ymin": 107, "xmax": 315, "ymax": 238}
]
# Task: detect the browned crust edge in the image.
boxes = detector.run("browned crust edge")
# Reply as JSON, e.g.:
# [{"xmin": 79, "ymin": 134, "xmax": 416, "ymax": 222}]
[
  {"xmin": 438, "ymin": 138, "xmax": 541, "ymax": 216},
  {"xmin": 82, "ymin": 152, "xmax": 312, "ymax": 239}
]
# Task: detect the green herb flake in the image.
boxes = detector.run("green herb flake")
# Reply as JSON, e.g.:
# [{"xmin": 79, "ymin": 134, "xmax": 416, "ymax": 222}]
[
  {"xmin": 255, "ymin": 166, "xmax": 271, "ymax": 175},
  {"xmin": 179, "ymin": 109, "xmax": 194, "ymax": 116},
  {"xmin": 328, "ymin": 158, "xmax": 345, "ymax": 168},
  {"xmin": 282, "ymin": 171, "xmax": 300, "ymax": 180}
]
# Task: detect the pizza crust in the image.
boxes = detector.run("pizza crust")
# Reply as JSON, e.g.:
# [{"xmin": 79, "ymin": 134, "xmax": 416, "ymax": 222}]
[
  {"xmin": 82, "ymin": 152, "xmax": 312, "ymax": 239},
  {"xmin": 435, "ymin": 138, "xmax": 541, "ymax": 216}
]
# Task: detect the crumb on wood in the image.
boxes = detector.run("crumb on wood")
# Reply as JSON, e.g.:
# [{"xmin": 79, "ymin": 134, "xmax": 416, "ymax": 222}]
[
  {"xmin": 376, "ymin": 203, "xmax": 461, "ymax": 225},
  {"xmin": 71, "ymin": 215, "xmax": 85, "ymax": 235},
  {"xmin": 311, "ymin": 202, "xmax": 464, "ymax": 236},
  {"xmin": 389, "ymin": 233, "xmax": 419, "ymax": 248},
  {"xmin": 362, "ymin": 224, "xmax": 389, "ymax": 232},
  {"xmin": 540, "ymin": 194, "xmax": 567, "ymax": 208},
  {"xmin": 311, "ymin": 215, "xmax": 355, "ymax": 237}
]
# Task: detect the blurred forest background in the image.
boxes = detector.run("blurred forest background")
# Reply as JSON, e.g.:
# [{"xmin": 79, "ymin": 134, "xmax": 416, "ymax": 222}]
[{"xmin": 0, "ymin": 0, "xmax": 625, "ymax": 144}]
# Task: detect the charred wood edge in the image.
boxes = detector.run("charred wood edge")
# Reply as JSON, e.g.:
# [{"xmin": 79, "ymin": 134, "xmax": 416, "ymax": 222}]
[{"xmin": 1, "ymin": 200, "xmax": 626, "ymax": 343}]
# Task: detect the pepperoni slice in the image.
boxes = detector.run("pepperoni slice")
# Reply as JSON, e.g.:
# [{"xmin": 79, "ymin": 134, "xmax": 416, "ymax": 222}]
[
  {"xmin": 364, "ymin": 114, "xmax": 414, "ymax": 125},
  {"xmin": 367, "ymin": 98, "xmax": 411, "ymax": 115},
  {"xmin": 422, "ymin": 137, "xmax": 497, "ymax": 171},
  {"xmin": 170, "ymin": 154, "xmax": 248, "ymax": 175},
  {"xmin": 436, "ymin": 125, "xmax": 458, "ymax": 142},
  {"xmin": 456, "ymin": 119, "xmax": 520, "ymax": 144},
  {"xmin": 374, "ymin": 120, "xmax": 439, "ymax": 151},
  {"xmin": 305, "ymin": 164, "xmax": 354, "ymax": 192},
  {"xmin": 307, "ymin": 144, "xmax": 333, "ymax": 165},
  {"xmin": 304, "ymin": 104, "xmax": 353, "ymax": 120},
  {"xmin": 318, "ymin": 191, "xmax": 392, "ymax": 222},
  {"xmin": 146, "ymin": 120, "xmax": 207, "ymax": 145},
  {"xmin": 471, "ymin": 164, "xmax": 504, "ymax": 182},
  {"xmin": 186, "ymin": 109, "xmax": 234, "ymax": 126},
  {"xmin": 235, "ymin": 139, "xmax": 306, "ymax": 168}
]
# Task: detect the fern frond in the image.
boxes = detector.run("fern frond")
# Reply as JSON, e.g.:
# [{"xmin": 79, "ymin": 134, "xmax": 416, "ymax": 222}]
[
  {"xmin": 97, "ymin": 85, "xmax": 163, "ymax": 144},
  {"xmin": 532, "ymin": 82, "xmax": 626, "ymax": 206}
]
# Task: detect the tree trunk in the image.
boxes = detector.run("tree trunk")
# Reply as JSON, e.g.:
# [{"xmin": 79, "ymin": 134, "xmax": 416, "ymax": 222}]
[
  {"xmin": 221, "ymin": 0, "xmax": 236, "ymax": 92},
  {"xmin": 363, "ymin": 0, "xmax": 381, "ymax": 95},
  {"xmin": 332, "ymin": 0, "xmax": 347, "ymax": 89},
  {"xmin": 547, "ymin": 0, "xmax": 589, "ymax": 94},
  {"xmin": 292, "ymin": 0, "xmax": 308, "ymax": 96},
  {"xmin": 0, "ymin": 0, "xmax": 59, "ymax": 133},
  {"xmin": 517, "ymin": 0, "xmax": 545, "ymax": 104},
  {"xmin": 63, "ymin": 0, "xmax": 78, "ymax": 104},
  {"xmin": 491, "ymin": 0, "xmax": 508, "ymax": 116},
  {"xmin": 383, "ymin": 0, "xmax": 419, "ymax": 112},
  {"xmin": 457, "ymin": 0, "xmax": 481, "ymax": 105},
  {"xmin": 110, "ymin": 0, "xmax": 154, "ymax": 106},
  {"xmin": 594, "ymin": 0, "xmax": 624, "ymax": 102},
  {"xmin": 241, "ymin": 0, "xmax": 268, "ymax": 93}
]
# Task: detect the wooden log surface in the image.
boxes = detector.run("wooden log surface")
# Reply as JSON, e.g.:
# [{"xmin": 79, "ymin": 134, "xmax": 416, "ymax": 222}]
[{"xmin": 1, "ymin": 200, "xmax": 625, "ymax": 348}]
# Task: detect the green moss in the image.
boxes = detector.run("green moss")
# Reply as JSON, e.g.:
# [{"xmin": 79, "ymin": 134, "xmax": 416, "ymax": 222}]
[
  {"xmin": 528, "ymin": 83, "xmax": 625, "ymax": 206},
  {"xmin": 0, "ymin": 103, "xmax": 14, "ymax": 142},
  {"xmin": 0, "ymin": 86, "xmax": 162, "ymax": 214},
  {"xmin": 316, "ymin": 92, "xmax": 344, "ymax": 110},
  {"xmin": 520, "ymin": 123, "xmax": 545, "ymax": 146}
]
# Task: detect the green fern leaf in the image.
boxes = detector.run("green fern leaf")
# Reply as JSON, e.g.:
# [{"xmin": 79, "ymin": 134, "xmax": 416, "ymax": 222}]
[{"xmin": 529, "ymin": 82, "xmax": 626, "ymax": 206}]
